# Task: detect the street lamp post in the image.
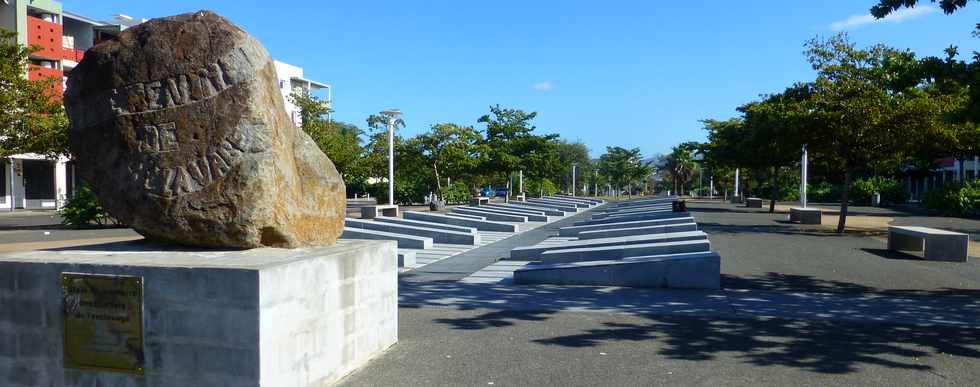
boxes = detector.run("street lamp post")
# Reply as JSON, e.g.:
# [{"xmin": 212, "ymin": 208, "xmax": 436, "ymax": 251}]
[{"xmin": 383, "ymin": 109, "xmax": 401, "ymax": 205}]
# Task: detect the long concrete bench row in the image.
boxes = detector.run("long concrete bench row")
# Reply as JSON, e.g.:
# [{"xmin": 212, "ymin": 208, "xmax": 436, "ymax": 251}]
[
  {"xmin": 445, "ymin": 213, "xmax": 485, "ymax": 220},
  {"xmin": 453, "ymin": 207, "xmax": 530, "ymax": 222},
  {"xmin": 486, "ymin": 203, "xmax": 568, "ymax": 216},
  {"xmin": 578, "ymin": 222, "xmax": 698, "ymax": 239},
  {"xmin": 537, "ymin": 239, "xmax": 711, "ymax": 264},
  {"xmin": 544, "ymin": 196, "xmax": 601, "ymax": 206},
  {"xmin": 528, "ymin": 198, "xmax": 589, "ymax": 209},
  {"xmin": 374, "ymin": 216, "xmax": 476, "ymax": 234},
  {"xmin": 592, "ymin": 207, "xmax": 673, "ymax": 219},
  {"xmin": 513, "ymin": 252, "xmax": 720, "ymax": 289},
  {"xmin": 575, "ymin": 211, "xmax": 691, "ymax": 226},
  {"xmin": 550, "ymin": 196, "xmax": 603, "ymax": 205},
  {"xmin": 609, "ymin": 197, "xmax": 675, "ymax": 207},
  {"xmin": 459, "ymin": 206, "xmax": 552, "ymax": 222},
  {"xmin": 341, "ymin": 227, "xmax": 433, "ymax": 249},
  {"xmin": 509, "ymin": 231, "xmax": 708, "ymax": 259},
  {"xmin": 559, "ymin": 216, "xmax": 695, "ymax": 236},
  {"xmin": 468, "ymin": 205, "xmax": 548, "ymax": 217},
  {"xmin": 404, "ymin": 211, "xmax": 518, "ymax": 232},
  {"xmin": 512, "ymin": 201, "xmax": 578, "ymax": 213},
  {"xmin": 595, "ymin": 203, "xmax": 672, "ymax": 213},
  {"xmin": 345, "ymin": 218, "xmax": 480, "ymax": 245}
]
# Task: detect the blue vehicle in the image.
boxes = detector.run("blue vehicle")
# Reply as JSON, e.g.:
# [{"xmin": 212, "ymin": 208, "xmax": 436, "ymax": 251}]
[
  {"xmin": 480, "ymin": 187, "xmax": 494, "ymax": 197},
  {"xmin": 495, "ymin": 187, "xmax": 509, "ymax": 197}
]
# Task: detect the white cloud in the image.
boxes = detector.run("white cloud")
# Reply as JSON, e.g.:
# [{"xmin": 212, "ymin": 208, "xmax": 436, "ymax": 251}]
[
  {"xmin": 533, "ymin": 81, "xmax": 554, "ymax": 91},
  {"xmin": 830, "ymin": 6, "xmax": 935, "ymax": 31}
]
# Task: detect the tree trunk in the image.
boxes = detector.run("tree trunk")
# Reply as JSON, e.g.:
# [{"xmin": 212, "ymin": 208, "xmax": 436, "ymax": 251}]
[
  {"xmin": 434, "ymin": 163, "xmax": 441, "ymax": 191},
  {"xmin": 837, "ymin": 169, "xmax": 851, "ymax": 234},
  {"xmin": 769, "ymin": 167, "xmax": 778, "ymax": 213}
]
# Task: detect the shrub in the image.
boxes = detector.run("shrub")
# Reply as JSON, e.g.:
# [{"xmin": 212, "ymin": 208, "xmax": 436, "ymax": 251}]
[
  {"xmin": 439, "ymin": 181, "xmax": 471, "ymax": 204},
  {"xmin": 59, "ymin": 186, "xmax": 115, "ymax": 228},
  {"xmin": 851, "ymin": 176, "xmax": 908, "ymax": 206},
  {"xmin": 807, "ymin": 181, "xmax": 839, "ymax": 203},
  {"xmin": 922, "ymin": 180, "xmax": 980, "ymax": 217},
  {"xmin": 526, "ymin": 178, "xmax": 558, "ymax": 197}
]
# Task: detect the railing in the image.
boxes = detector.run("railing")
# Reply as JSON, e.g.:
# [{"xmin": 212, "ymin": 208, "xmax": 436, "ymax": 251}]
[
  {"xmin": 26, "ymin": 16, "xmax": 63, "ymax": 60},
  {"xmin": 62, "ymin": 47, "xmax": 84, "ymax": 62}
]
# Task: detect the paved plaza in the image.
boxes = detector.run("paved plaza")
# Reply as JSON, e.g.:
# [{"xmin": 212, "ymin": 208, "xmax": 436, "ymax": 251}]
[
  {"xmin": 337, "ymin": 200, "xmax": 980, "ymax": 386},
  {"xmin": 2, "ymin": 200, "xmax": 979, "ymax": 385}
]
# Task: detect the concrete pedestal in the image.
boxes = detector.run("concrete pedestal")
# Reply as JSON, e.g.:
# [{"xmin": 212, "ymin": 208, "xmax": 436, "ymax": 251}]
[
  {"xmin": 745, "ymin": 198, "xmax": 763, "ymax": 208},
  {"xmin": 0, "ymin": 240, "xmax": 398, "ymax": 386},
  {"xmin": 361, "ymin": 204, "xmax": 399, "ymax": 219}
]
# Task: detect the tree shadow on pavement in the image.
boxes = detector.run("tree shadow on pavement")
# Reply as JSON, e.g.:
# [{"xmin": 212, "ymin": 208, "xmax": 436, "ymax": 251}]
[
  {"xmin": 405, "ymin": 273, "xmax": 980, "ymax": 374},
  {"xmin": 531, "ymin": 313, "xmax": 980, "ymax": 374}
]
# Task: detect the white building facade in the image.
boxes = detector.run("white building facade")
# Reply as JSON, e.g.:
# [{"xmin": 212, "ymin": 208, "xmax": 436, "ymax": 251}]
[{"xmin": 273, "ymin": 60, "xmax": 332, "ymax": 127}]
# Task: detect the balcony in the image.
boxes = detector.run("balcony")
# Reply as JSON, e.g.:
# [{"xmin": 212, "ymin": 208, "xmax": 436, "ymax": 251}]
[
  {"xmin": 27, "ymin": 16, "xmax": 63, "ymax": 60},
  {"xmin": 62, "ymin": 47, "xmax": 84, "ymax": 63},
  {"xmin": 28, "ymin": 65, "xmax": 64, "ymax": 97}
]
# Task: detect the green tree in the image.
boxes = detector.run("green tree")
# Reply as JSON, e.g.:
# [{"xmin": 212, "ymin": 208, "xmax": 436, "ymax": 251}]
[
  {"xmin": 0, "ymin": 29, "xmax": 68, "ymax": 158},
  {"xmin": 738, "ymin": 84, "xmax": 813, "ymax": 212},
  {"xmin": 806, "ymin": 34, "xmax": 944, "ymax": 232},
  {"xmin": 290, "ymin": 92, "xmax": 365, "ymax": 184},
  {"xmin": 410, "ymin": 123, "xmax": 485, "ymax": 190},
  {"xmin": 477, "ymin": 105, "xmax": 559, "ymax": 188},
  {"xmin": 871, "ymin": 0, "xmax": 972, "ymax": 18},
  {"xmin": 598, "ymin": 146, "xmax": 650, "ymax": 196}
]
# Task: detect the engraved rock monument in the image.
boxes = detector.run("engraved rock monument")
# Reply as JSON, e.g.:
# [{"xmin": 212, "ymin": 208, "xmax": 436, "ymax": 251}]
[{"xmin": 64, "ymin": 10, "xmax": 345, "ymax": 248}]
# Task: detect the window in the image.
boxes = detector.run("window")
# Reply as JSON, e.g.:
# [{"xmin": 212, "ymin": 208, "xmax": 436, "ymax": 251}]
[{"xmin": 22, "ymin": 160, "xmax": 55, "ymax": 200}]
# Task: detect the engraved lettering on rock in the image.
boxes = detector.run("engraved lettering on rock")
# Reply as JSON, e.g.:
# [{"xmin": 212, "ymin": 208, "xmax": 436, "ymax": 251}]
[
  {"xmin": 110, "ymin": 62, "xmax": 232, "ymax": 115},
  {"xmin": 132, "ymin": 132, "xmax": 250, "ymax": 198},
  {"xmin": 138, "ymin": 122, "xmax": 177, "ymax": 153}
]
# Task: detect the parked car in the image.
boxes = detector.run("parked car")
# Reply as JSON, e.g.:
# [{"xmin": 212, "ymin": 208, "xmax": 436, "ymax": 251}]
[
  {"xmin": 495, "ymin": 187, "xmax": 509, "ymax": 197},
  {"xmin": 480, "ymin": 188, "xmax": 494, "ymax": 197}
]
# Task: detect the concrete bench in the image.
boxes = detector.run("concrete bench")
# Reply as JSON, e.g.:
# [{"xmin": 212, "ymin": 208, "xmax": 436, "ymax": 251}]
[
  {"xmin": 444, "ymin": 213, "xmax": 486, "ymax": 220},
  {"xmin": 345, "ymin": 219, "xmax": 480, "ymax": 245},
  {"xmin": 469, "ymin": 197, "xmax": 491, "ymax": 206},
  {"xmin": 458, "ymin": 206, "xmax": 550, "ymax": 222},
  {"xmin": 404, "ymin": 211, "xmax": 518, "ymax": 232},
  {"xmin": 373, "ymin": 216, "xmax": 477, "ymax": 234},
  {"xmin": 789, "ymin": 207, "xmax": 821, "ymax": 224},
  {"xmin": 746, "ymin": 197, "xmax": 763, "ymax": 208},
  {"xmin": 888, "ymin": 226, "xmax": 969, "ymax": 262},
  {"xmin": 513, "ymin": 252, "xmax": 720, "ymax": 289},
  {"xmin": 577, "ymin": 223, "xmax": 699, "ymax": 240},
  {"xmin": 559, "ymin": 217, "xmax": 695, "ymax": 237},
  {"xmin": 537, "ymin": 239, "xmax": 711, "ymax": 264},
  {"xmin": 511, "ymin": 201, "xmax": 578, "ymax": 213},
  {"xmin": 341, "ymin": 227, "xmax": 433, "ymax": 249},
  {"xmin": 528, "ymin": 198, "xmax": 589, "ymax": 208},
  {"xmin": 453, "ymin": 208, "xmax": 532, "ymax": 222},
  {"xmin": 575, "ymin": 211, "xmax": 691, "ymax": 226},
  {"xmin": 509, "ymin": 231, "xmax": 708, "ymax": 260},
  {"xmin": 486, "ymin": 203, "xmax": 567, "ymax": 217},
  {"xmin": 360, "ymin": 204, "xmax": 399, "ymax": 219}
]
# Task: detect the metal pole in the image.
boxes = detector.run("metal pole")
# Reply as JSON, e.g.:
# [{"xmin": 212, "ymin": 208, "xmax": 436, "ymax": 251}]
[
  {"xmin": 572, "ymin": 164, "xmax": 577, "ymax": 197},
  {"xmin": 801, "ymin": 145, "xmax": 808, "ymax": 208},
  {"xmin": 710, "ymin": 177, "xmax": 714, "ymax": 199},
  {"xmin": 594, "ymin": 170, "xmax": 598, "ymax": 197},
  {"xmin": 698, "ymin": 165, "xmax": 702, "ymax": 198},
  {"xmin": 387, "ymin": 118, "xmax": 395, "ymax": 205}
]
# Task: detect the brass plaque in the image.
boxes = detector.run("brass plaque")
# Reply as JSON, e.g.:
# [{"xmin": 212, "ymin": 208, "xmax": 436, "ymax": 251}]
[{"xmin": 61, "ymin": 273, "xmax": 145, "ymax": 374}]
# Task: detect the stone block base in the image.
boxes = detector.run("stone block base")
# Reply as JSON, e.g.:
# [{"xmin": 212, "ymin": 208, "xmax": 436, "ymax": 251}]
[
  {"xmin": 0, "ymin": 240, "xmax": 397, "ymax": 386},
  {"xmin": 789, "ymin": 207, "xmax": 822, "ymax": 224}
]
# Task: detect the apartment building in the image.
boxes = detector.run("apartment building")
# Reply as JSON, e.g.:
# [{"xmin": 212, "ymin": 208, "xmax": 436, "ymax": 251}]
[
  {"xmin": 0, "ymin": 0, "xmax": 130, "ymax": 209},
  {"xmin": 2, "ymin": 2, "xmax": 333, "ymax": 211},
  {"xmin": 274, "ymin": 60, "xmax": 332, "ymax": 126}
]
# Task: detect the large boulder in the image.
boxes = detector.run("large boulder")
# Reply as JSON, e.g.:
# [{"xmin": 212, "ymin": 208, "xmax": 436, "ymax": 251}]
[{"xmin": 64, "ymin": 11, "xmax": 346, "ymax": 249}]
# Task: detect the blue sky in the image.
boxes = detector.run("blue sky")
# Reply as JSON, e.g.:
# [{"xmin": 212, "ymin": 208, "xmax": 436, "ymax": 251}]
[{"xmin": 65, "ymin": 1, "xmax": 980, "ymax": 157}]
